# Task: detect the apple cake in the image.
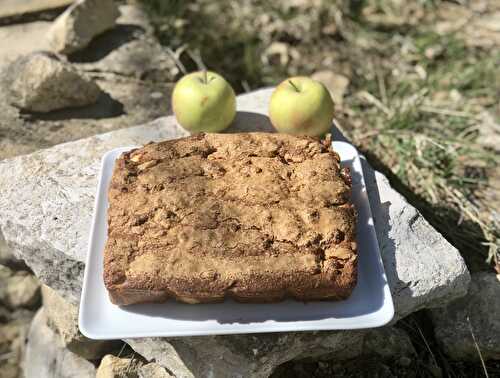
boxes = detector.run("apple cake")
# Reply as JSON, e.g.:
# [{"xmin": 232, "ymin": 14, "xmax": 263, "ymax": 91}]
[{"xmin": 103, "ymin": 132, "xmax": 357, "ymax": 305}]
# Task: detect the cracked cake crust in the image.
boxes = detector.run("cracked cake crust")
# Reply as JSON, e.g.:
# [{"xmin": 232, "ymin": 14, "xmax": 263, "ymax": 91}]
[{"xmin": 103, "ymin": 132, "xmax": 357, "ymax": 305}]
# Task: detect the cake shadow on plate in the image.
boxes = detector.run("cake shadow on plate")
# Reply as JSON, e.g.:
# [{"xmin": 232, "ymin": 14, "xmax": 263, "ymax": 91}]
[{"xmin": 119, "ymin": 298, "xmax": 363, "ymax": 325}]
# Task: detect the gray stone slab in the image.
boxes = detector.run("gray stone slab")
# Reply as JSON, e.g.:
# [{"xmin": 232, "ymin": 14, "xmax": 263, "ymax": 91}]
[
  {"xmin": 0, "ymin": 116, "xmax": 188, "ymax": 303},
  {"xmin": 0, "ymin": 88, "xmax": 470, "ymax": 314},
  {"xmin": 126, "ymin": 325, "xmax": 419, "ymax": 378},
  {"xmin": 0, "ymin": 88, "xmax": 471, "ymax": 377},
  {"xmin": 127, "ymin": 330, "xmax": 366, "ymax": 378}
]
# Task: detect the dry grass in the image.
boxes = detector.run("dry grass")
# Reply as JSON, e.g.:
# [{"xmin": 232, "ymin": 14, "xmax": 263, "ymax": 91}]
[{"xmin": 467, "ymin": 316, "xmax": 489, "ymax": 378}]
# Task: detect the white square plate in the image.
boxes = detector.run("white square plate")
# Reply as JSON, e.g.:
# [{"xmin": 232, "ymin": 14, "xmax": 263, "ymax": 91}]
[{"xmin": 79, "ymin": 141, "xmax": 394, "ymax": 339}]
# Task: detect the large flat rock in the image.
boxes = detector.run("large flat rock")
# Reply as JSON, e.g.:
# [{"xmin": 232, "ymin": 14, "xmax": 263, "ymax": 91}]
[
  {"xmin": 0, "ymin": 116, "xmax": 188, "ymax": 303},
  {"xmin": 0, "ymin": 88, "xmax": 469, "ymax": 311},
  {"xmin": 0, "ymin": 88, "xmax": 470, "ymax": 375},
  {"xmin": 126, "ymin": 326, "xmax": 416, "ymax": 378}
]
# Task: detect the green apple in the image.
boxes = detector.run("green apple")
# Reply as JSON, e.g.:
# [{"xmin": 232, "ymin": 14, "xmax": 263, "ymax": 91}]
[
  {"xmin": 269, "ymin": 76, "xmax": 334, "ymax": 136},
  {"xmin": 172, "ymin": 71, "xmax": 236, "ymax": 133}
]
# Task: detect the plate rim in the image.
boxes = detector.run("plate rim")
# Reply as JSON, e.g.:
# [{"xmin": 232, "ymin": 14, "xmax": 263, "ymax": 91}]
[{"xmin": 79, "ymin": 141, "xmax": 394, "ymax": 339}]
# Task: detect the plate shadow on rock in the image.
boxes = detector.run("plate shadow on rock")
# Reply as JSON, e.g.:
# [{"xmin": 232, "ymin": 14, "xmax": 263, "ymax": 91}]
[
  {"xmin": 20, "ymin": 92, "xmax": 125, "ymax": 121},
  {"xmin": 360, "ymin": 156, "xmax": 402, "ymax": 315},
  {"xmin": 335, "ymin": 123, "xmax": 402, "ymax": 315},
  {"xmin": 68, "ymin": 24, "xmax": 144, "ymax": 63}
]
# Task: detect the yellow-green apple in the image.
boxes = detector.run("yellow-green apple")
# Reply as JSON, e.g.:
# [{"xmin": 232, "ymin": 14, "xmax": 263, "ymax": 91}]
[
  {"xmin": 172, "ymin": 71, "xmax": 236, "ymax": 132},
  {"xmin": 269, "ymin": 76, "xmax": 334, "ymax": 136}
]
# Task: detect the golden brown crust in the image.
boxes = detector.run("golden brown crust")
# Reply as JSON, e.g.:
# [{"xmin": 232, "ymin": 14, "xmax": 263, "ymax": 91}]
[{"xmin": 103, "ymin": 132, "xmax": 357, "ymax": 305}]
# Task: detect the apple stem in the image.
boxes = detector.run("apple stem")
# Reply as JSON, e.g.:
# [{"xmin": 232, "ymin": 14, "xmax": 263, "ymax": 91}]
[
  {"xmin": 203, "ymin": 69, "xmax": 208, "ymax": 84},
  {"xmin": 289, "ymin": 80, "xmax": 300, "ymax": 92}
]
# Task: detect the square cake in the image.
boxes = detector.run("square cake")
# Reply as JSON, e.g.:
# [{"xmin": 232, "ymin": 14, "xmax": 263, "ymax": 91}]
[{"xmin": 103, "ymin": 132, "xmax": 357, "ymax": 305}]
